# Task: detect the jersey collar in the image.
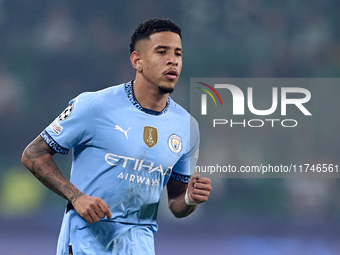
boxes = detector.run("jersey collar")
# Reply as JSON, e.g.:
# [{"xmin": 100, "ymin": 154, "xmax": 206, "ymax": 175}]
[{"xmin": 125, "ymin": 81, "xmax": 170, "ymax": 116}]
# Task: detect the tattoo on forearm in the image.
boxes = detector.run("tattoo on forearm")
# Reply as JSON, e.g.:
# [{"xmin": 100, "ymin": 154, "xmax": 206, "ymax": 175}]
[
  {"xmin": 67, "ymin": 189, "xmax": 84, "ymax": 203},
  {"xmin": 60, "ymin": 184, "xmax": 84, "ymax": 203},
  {"xmin": 24, "ymin": 137, "xmax": 53, "ymax": 160},
  {"xmin": 23, "ymin": 136, "xmax": 79, "ymax": 202},
  {"xmin": 24, "ymin": 144, "xmax": 48, "ymax": 159},
  {"xmin": 44, "ymin": 172, "xmax": 63, "ymax": 190}
]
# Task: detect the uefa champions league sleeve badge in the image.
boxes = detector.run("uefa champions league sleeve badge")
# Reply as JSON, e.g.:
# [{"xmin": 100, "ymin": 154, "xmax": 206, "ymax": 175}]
[{"xmin": 58, "ymin": 104, "xmax": 74, "ymax": 121}]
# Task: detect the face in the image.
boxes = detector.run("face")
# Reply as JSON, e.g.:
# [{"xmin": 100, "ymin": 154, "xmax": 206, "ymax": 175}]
[{"xmin": 136, "ymin": 31, "xmax": 183, "ymax": 94}]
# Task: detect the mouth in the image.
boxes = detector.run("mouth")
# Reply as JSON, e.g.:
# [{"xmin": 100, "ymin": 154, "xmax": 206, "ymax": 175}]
[{"xmin": 163, "ymin": 69, "xmax": 178, "ymax": 80}]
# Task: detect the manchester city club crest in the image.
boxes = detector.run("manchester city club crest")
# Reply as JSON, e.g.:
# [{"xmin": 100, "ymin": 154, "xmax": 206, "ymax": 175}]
[{"xmin": 168, "ymin": 134, "xmax": 182, "ymax": 153}]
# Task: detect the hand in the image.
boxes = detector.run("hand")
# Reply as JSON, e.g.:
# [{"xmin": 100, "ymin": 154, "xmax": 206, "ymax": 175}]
[
  {"xmin": 72, "ymin": 194, "xmax": 112, "ymax": 224},
  {"xmin": 187, "ymin": 172, "xmax": 212, "ymax": 204}
]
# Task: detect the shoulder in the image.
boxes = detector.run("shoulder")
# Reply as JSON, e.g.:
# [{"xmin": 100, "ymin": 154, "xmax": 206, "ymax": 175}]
[
  {"xmin": 71, "ymin": 83, "xmax": 126, "ymax": 107},
  {"xmin": 168, "ymin": 98, "xmax": 189, "ymax": 117},
  {"xmin": 78, "ymin": 83, "xmax": 125, "ymax": 100},
  {"xmin": 168, "ymin": 98, "xmax": 199, "ymax": 128}
]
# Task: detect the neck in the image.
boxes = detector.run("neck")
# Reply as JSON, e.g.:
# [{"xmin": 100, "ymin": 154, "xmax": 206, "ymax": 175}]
[{"xmin": 132, "ymin": 77, "xmax": 169, "ymax": 112}]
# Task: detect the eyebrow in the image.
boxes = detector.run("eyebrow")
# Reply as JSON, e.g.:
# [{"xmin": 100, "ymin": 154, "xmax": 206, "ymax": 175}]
[{"xmin": 154, "ymin": 45, "xmax": 183, "ymax": 52}]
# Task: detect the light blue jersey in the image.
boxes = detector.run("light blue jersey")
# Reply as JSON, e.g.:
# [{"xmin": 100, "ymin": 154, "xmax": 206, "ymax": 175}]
[{"xmin": 41, "ymin": 81, "xmax": 199, "ymax": 254}]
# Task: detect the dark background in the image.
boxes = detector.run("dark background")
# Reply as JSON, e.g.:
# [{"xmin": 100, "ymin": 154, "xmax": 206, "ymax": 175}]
[{"xmin": 1, "ymin": 0, "xmax": 340, "ymax": 254}]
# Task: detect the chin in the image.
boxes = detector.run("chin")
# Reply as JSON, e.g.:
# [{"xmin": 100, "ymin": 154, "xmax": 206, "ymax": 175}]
[{"xmin": 158, "ymin": 85, "xmax": 174, "ymax": 95}]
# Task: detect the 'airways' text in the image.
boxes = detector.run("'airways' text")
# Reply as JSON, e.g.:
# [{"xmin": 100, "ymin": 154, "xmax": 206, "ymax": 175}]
[{"xmin": 116, "ymin": 172, "xmax": 160, "ymax": 187}]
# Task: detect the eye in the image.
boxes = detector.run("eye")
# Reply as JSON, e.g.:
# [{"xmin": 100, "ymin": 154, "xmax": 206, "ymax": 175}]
[
  {"xmin": 158, "ymin": 51, "xmax": 166, "ymax": 55},
  {"xmin": 175, "ymin": 52, "xmax": 182, "ymax": 57}
]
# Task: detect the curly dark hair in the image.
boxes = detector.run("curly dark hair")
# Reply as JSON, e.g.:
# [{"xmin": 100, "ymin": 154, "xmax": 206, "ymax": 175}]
[{"xmin": 129, "ymin": 18, "xmax": 182, "ymax": 54}]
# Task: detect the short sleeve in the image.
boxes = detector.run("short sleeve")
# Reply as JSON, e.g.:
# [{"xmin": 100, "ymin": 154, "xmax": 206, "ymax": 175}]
[
  {"xmin": 40, "ymin": 93, "xmax": 96, "ymax": 154},
  {"xmin": 171, "ymin": 116, "xmax": 200, "ymax": 183}
]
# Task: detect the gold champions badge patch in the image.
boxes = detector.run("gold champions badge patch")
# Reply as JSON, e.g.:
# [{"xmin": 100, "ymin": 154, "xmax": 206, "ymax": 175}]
[{"xmin": 143, "ymin": 126, "xmax": 158, "ymax": 148}]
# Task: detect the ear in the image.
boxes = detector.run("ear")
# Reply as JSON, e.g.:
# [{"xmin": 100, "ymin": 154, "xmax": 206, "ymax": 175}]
[{"xmin": 130, "ymin": 51, "xmax": 143, "ymax": 73}]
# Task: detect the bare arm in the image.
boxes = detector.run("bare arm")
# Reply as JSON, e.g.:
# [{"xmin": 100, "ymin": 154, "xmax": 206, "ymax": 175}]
[
  {"xmin": 167, "ymin": 177, "xmax": 197, "ymax": 218},
  {"xmin": 21, "ymin": 136, "xmax": 111, "ymax": 223},
  {"xmin": 167, "ymin": 172, "xmax": 212, "ymax": 218},
  {"xmin": 22, "ymin": 136, "xmax": 82, "ymax": 201}
]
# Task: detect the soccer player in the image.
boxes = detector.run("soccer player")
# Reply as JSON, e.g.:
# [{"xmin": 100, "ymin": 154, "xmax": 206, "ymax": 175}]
[{"xmin": 22, "ymin": 18, "xmax": 212, "ymax": 255}]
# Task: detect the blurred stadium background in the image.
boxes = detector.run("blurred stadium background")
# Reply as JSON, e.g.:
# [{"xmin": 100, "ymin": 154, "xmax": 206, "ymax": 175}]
[{"xmin": 1, "ymin": 0, "xmax": 340, "ymax": 254}]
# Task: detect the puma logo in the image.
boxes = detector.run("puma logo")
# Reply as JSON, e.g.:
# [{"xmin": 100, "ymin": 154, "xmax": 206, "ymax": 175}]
[{"xmin": 114, "ymin": 125, "xmax": 131, "ymax": 139}]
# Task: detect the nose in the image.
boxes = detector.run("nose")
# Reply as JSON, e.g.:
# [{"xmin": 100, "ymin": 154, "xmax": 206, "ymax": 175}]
[{"xmin": 167, "ymin": 54, "xmax": 178, "ymax": 66}]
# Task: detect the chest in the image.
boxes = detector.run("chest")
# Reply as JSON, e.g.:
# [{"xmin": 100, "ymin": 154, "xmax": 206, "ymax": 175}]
[{"xmin": 93, "ymin": 107, "xmax": 188, "ymax": 173}]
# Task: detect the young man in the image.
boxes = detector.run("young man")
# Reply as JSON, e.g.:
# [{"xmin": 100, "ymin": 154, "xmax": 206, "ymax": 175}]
[{"xmin": 22, "ymin": 18, "xmax": 212, "ymax": 255}]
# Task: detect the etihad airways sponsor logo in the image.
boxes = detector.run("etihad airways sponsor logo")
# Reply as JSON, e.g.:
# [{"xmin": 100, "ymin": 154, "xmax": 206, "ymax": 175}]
[
  {"xmin": 116, "ymin": 172, "xmax": 160, "ymax": 187},
  {"xmin": 104, "ymin": 153, "xmax": 172, "ymax": 176}
]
